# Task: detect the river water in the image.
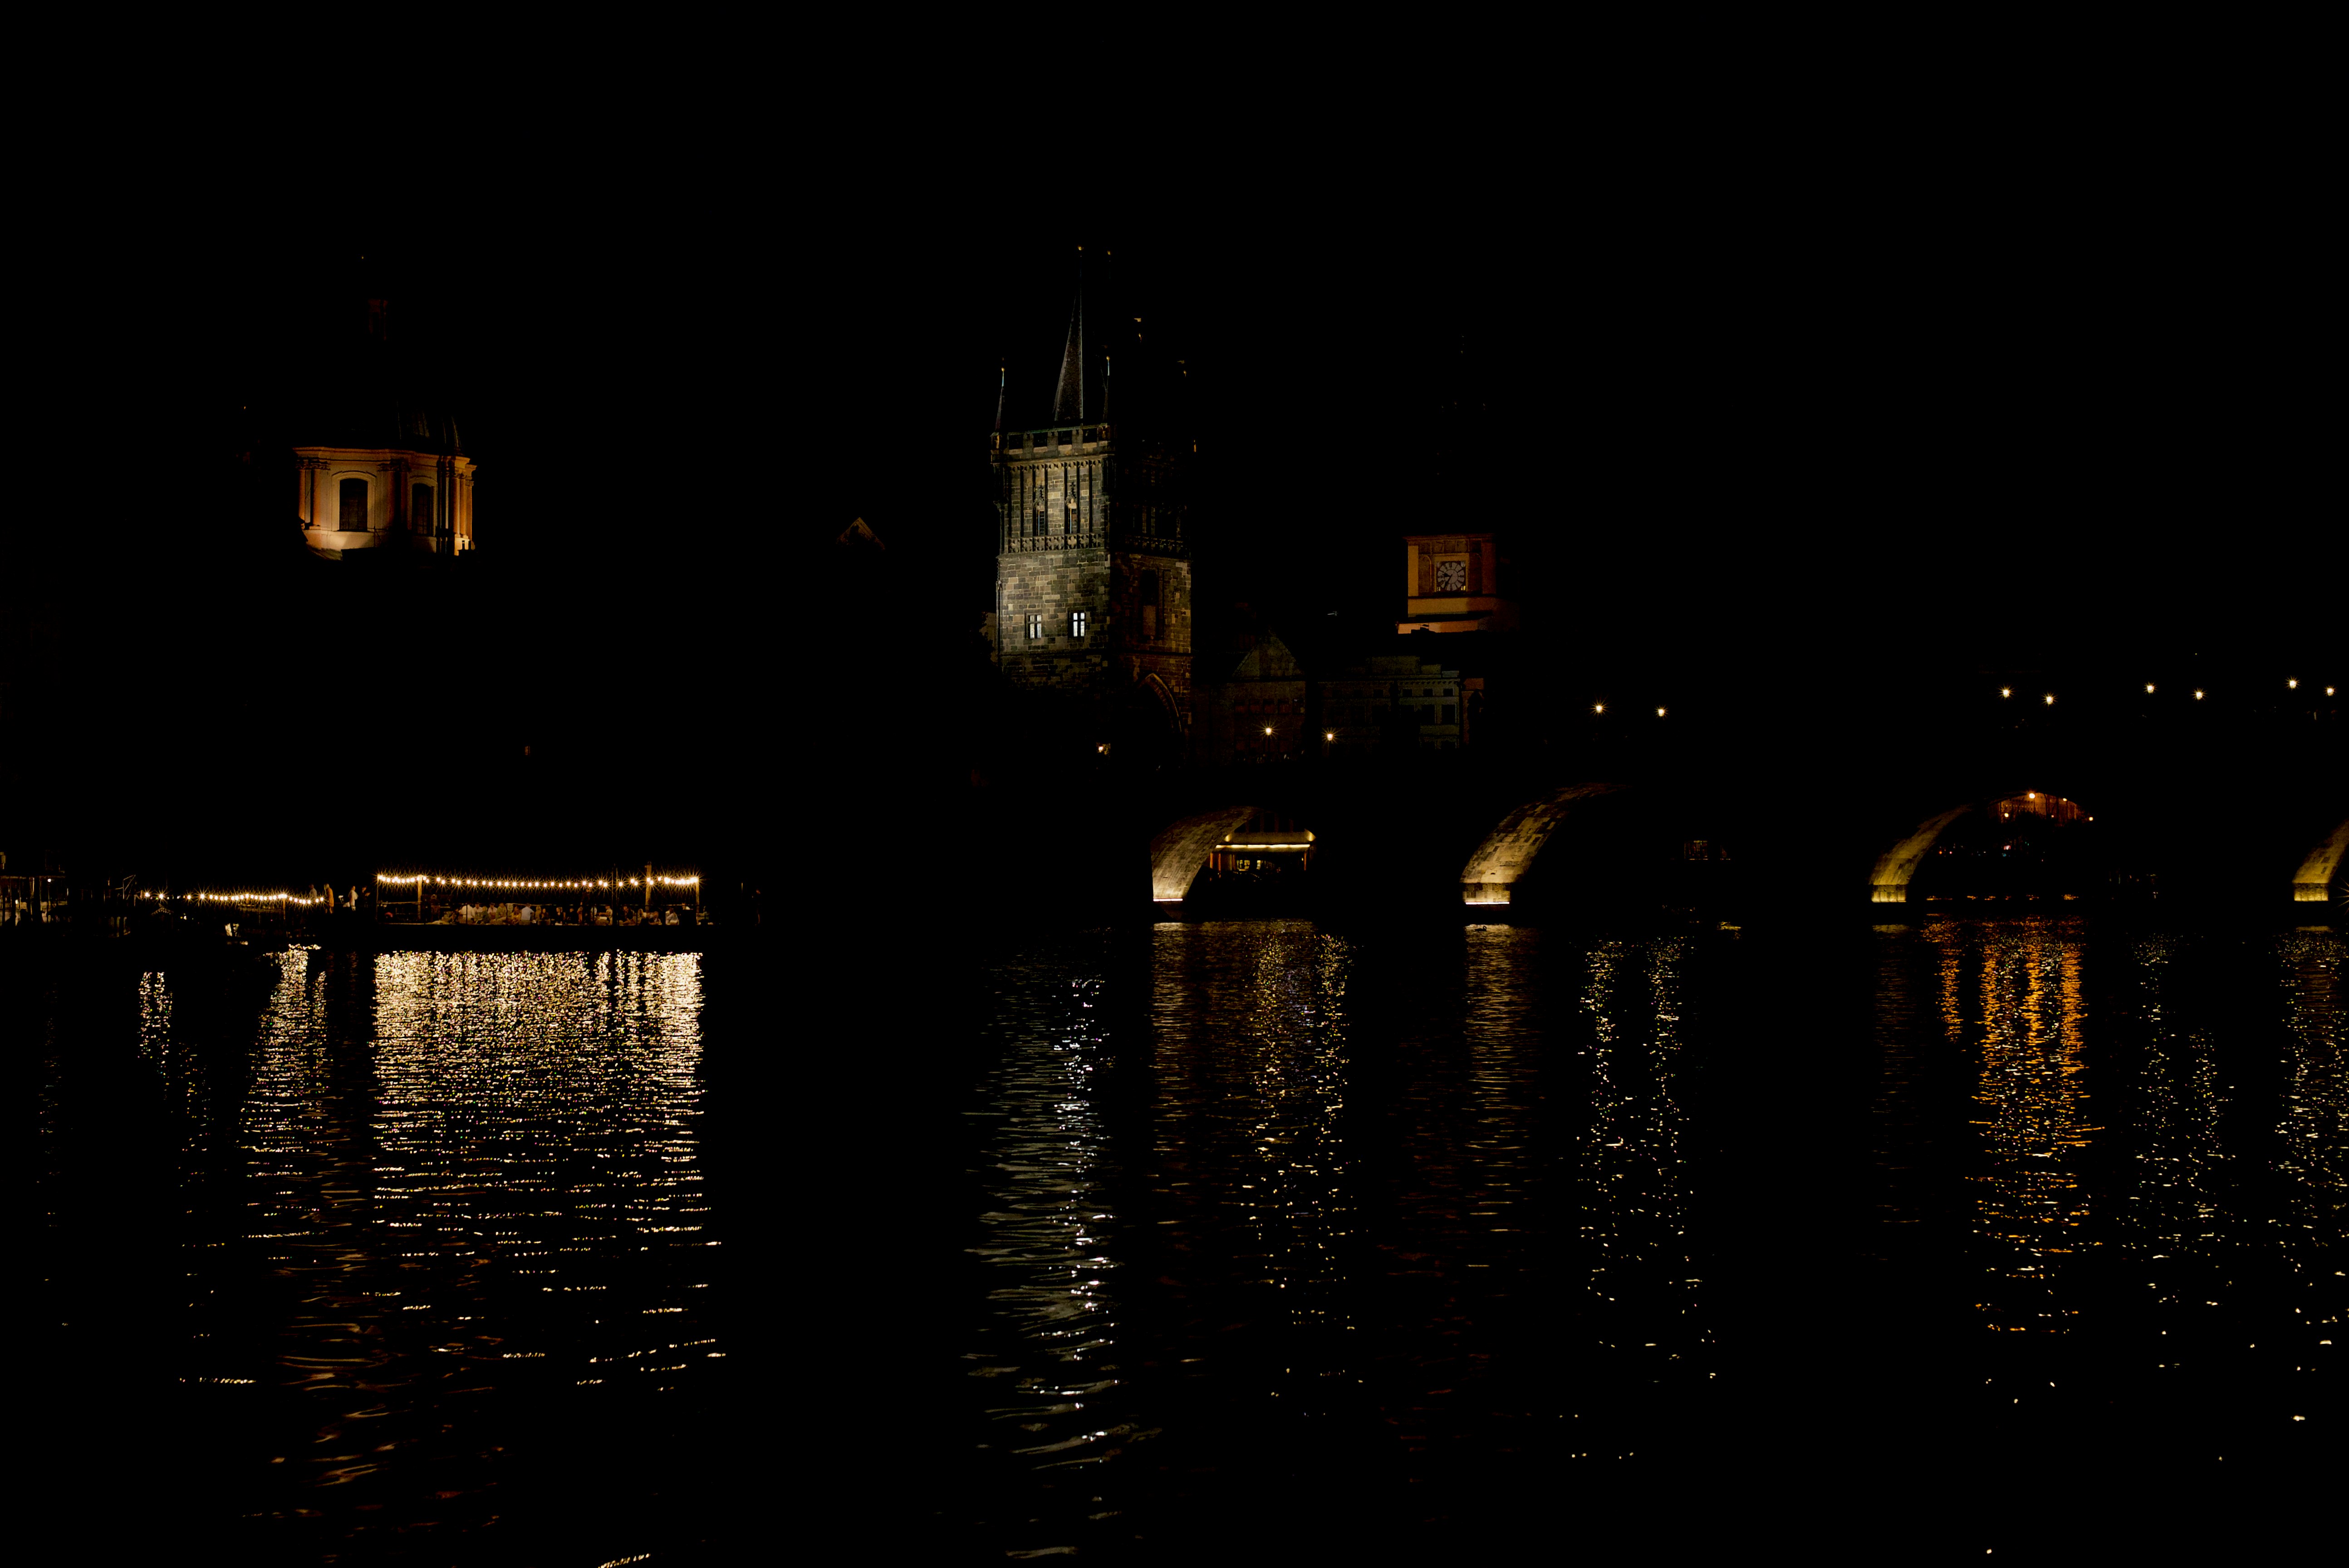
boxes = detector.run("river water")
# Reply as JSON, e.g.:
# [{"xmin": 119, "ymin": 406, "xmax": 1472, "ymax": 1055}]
[{"xmin": 30, "ymin": 918, "xmax": 2344, "ymax": 1562}]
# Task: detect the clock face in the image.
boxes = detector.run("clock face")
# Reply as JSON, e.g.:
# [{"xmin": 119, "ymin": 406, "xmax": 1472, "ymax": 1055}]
[{"xmin": 1435, "ymin": 559, "xmax": 1467, "ymax": 593}]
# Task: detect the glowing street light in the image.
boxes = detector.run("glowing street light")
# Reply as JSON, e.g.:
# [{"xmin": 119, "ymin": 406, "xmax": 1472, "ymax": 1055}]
[
  {"xmin": 2043, "ymin": 694, "xmax": 2055, "ymax": 706},
  {"xmin": 2194, "ymin": 690, "xmax": 2205, "ymax": 701},
  {"xmin": 2287, "ymin": 678, "xmax": 2298, "ymax": 690},
  {"xmin": 1593, "ymin": 703, "xmax": 1605, "ymax": 715},
  {"xmin": 2145, "ymin": 683, "xmax": 2156, "ymax": 694},
  {"xmin": 1656, "ymin": 707, "xmax": 1667, "ymax": 718},
  {"xmin": 1324, "ymin": 730, "xmax": 1334, "ymax": 741}
]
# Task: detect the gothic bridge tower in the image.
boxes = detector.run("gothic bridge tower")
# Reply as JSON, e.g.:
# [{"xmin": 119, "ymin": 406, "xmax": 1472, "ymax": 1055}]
[{"xmin": 991, "ymin": 273, "xmax": 1192, "ymax": 757}]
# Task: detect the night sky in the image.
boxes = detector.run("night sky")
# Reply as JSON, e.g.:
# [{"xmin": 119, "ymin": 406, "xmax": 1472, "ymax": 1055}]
[{"xmin": 12, "ymin": 110, "xmax": 2335, "ymax": 877}]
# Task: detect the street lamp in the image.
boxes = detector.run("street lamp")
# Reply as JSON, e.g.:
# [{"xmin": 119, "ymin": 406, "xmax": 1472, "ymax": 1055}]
[
  {"xmin": 2043, "ymin": 694, "xmax": 2055, "ymax": 706},
  {"xmin": 2144, "ymin": 683, "xmax": 2155, "ymax": 694},
  {"xmin": 2000, "ymin": 687, "xmax": 2012, "ymax": 699}
]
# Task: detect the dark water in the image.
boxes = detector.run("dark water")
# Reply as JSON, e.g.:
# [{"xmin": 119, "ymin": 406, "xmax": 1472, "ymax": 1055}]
[
  {"xmin": 35, "ymin": 949, "xmax": 744, "ymax": 1564},
  {"xmin": 913, "ymin": 916, "xmax": 2342, "ymax": 1558},
  {"xmin": 29, "ymin": 919, "xmax": 2346, "ymax": 1561}
]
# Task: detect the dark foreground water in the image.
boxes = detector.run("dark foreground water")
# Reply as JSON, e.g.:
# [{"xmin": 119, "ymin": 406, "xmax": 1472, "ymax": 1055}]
[{"xmin": 29, "ymin": 918, "xmax": 2345, "ymax": 1562}]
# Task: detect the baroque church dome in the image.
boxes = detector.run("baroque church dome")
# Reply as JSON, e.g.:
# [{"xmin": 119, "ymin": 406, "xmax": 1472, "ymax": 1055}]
[
  {"xmin": 290, "ymin": 299, "xmax": 464, "ymax": 456},
  {"xmin": 290, "ymin": 289, "xmax": 477, "ymax": 555}
]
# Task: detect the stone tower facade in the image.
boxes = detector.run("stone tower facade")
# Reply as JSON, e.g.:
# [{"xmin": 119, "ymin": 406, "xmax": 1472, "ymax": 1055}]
[{"xmin": 990, "ymin": 284, "xmax": 1192, "ymax": 753}]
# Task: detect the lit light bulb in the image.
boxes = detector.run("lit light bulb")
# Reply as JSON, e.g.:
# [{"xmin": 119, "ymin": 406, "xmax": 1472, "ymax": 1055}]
[
  {"xmin": 2044, "ymin": 694, "xmax": 2055, "ymax": 706},
  {"xmin": 1594, "ymin": 704, "xmax": 1605, "ymax": 715},
  {"xmin": 2001, "ymin": 687, "xmax": 2012, "ymax": 698},
  {"xmin": 2287, "ymin": 678, "xmax": 2298, "ymax": 689},
  {"xmin": 2194, "ymin": 690, "xmax": 2205, "ymax": 700},
  {"xmin": 1657, "ymin": 707, "xmax": 1667, "ymax": 718},
  {"xmin": 2145, "ymin": 684, "xmax": 2155, "ymax": 694}
]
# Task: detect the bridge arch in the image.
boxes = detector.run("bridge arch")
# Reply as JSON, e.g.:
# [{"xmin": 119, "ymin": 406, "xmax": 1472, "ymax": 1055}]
[
  {"xmin": 1460, "ymin": 782, "xmax": 1629, "ymax": 906},
  {"xmin": 1150, "ymin": 806, "xmax": 1260, "ymax": 902},
  {"xmin": 2292, "ymin": 817, "xmax": 2349, "ymax": 904},
  {"xmin": 1866, "ymin": 788, "xmax": 2090, "ymax": 904}
]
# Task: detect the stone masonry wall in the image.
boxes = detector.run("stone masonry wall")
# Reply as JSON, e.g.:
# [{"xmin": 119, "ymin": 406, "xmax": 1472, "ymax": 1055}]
[{"xmin": 996, "ymin": 547, "xmax": 1193, "ymax": 723}]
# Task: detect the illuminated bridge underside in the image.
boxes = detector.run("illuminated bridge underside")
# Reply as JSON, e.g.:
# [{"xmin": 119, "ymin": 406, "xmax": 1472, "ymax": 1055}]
[
  {"xmin": 1151, "ymin": 807, "xmax": 1260, "ymax": 902},
  {"xmin": 1868, "ymin": 805, "xmax": 1976, "ymax": 904},
  {"xmin": 2293, "ymin": 818, "xmax": 2349, "ymax": 903},
  {"xmin": 1461, "ymin": 783, "xmax": 1628, "ymax": 906}
]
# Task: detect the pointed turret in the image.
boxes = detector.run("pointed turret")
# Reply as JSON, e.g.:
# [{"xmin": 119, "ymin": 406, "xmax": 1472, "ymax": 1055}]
[{"xmin": 1052, "ymin": 263, "xmax": 1086, "ymax": 424}]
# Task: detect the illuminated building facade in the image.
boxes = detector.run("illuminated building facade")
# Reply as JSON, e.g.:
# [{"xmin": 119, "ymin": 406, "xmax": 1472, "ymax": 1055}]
[
  {"xmin": 1199, "ymin": 633, "xmax": 1483, "ymax": 766},
  {"xmin": 1323, "ymin": 655, "xmax": 1481, "ymax": 756},
  {"xmin": 990, "ymin": 280, "xmax": 1192, "ymax": 754},
  {"xmin": 292, "ymin": 293, "xmax": 476, "ymax": 559}
]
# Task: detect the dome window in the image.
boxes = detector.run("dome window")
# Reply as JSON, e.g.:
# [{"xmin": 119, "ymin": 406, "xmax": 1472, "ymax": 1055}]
[{"xmin": 339, "ymin": 477, "xmax": 368, "ymax": 531}]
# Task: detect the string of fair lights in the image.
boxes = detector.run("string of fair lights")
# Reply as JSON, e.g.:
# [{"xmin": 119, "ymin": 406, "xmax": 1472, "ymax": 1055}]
[
  {"xmin": 123, "ymin": 875, "xmax": 704, "ymax": 907},
  {"xmin": 374, "ymin": 874, "xmax": 702, "ymax": 891}
]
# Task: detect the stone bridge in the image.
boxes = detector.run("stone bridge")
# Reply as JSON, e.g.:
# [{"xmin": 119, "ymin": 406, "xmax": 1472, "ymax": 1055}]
[{"xmin": 1143, "ymin": 768, "xmax": 2345, "ymax": 913}]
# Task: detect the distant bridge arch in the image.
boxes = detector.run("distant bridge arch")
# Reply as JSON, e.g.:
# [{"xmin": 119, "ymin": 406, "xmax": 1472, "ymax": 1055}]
[{"xmin": 1865, "ymin": 787, "xmax": 2090, "ymax": 904}]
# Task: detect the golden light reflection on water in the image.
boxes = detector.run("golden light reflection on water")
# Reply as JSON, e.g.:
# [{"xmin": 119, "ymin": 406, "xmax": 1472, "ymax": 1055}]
[
  {"xmin": 1960, "ymin": 920, "xmax": 2095, "ymax": 1258},
  {"xmin": 151, "ymin": 948, "xmax": 716, "ymax": 1506},
  {"xmin": 2274, "ymin": 931, "xmax": 2346, "ymax": 1227},
  {"xmin": 1154, "ymin": 921, "xmax": 1356, "ymax": 1326},
  {"xmin": 1921, "ymin": 917, "xmax": 2101, "ymax": 1335},
  {"xmin": 2117, "ymin": 935, "xmax": 2226, "ymax": 1261},
  {"xmin": 1569, "ymin": 936, "xmax": 1702, "ymax": 1359}
]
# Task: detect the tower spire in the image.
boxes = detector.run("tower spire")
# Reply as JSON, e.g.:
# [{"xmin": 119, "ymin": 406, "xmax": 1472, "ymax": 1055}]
[
  {"xmin": 1052, "ymin": 249, "xmax": 1086, "ymax": 424},
  {"xmin": 994, "ymin": 359, "xmax": 1006, "ymax": 433}
]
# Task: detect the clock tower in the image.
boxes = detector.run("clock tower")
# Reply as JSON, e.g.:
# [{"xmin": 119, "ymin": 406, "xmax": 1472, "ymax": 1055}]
[
  {"xmin": 990, "ymin": 273, "xmax": 1193, "ymax": 758},
  {"xmin": 1400, "ymin": 530, "xmax": 1516, "ymax": 634}
]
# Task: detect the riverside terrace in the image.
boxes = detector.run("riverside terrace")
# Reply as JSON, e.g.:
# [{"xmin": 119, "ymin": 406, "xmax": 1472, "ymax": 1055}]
[
  {"xmin": 0, "ymin": 873, "xmax": 722, "ymax": 955},
  {"xmin": 372, "ymin": 869, "xmax": 703, "ymax": 928}
]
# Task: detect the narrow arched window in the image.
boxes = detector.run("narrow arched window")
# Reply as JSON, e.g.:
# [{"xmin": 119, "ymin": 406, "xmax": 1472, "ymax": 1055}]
[
  {"xmin": 1139, "ymin": 569, "xmax": 1160, "ymax": 642},
  {"xmin": 339, "ymin": 477, "xmax": 368, "ymax": 530},
  {"xmin": 411, "ymin": 483, "xmax": 434, "ymax": 532}
]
